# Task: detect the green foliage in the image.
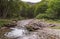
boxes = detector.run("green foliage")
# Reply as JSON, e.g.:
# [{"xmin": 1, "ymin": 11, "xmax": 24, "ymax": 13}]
[
  {"xmin": 33, "ymin": 1, "xmax": 48, "ymax": 17},
  {"xmin": 46, "ymin": 0, "xmax": 60, "ymax": 19},
  {"xmin": 0, "ymin": 0, "xmax": 60, "ymax": 19},
  {"xmin": 36, "ymin": 0, "xmax": 60, "ymax": 19},
  {"xmin": 0, "ymin": 0, "xmax": 20, "ymax": 18},
  {"xmin": 36, "ymin": 14, "xmax": 48, "ymax": 19}
]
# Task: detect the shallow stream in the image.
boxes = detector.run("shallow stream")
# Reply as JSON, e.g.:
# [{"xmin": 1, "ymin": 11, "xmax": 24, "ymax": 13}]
[{"xmin": 0, "ymin": 19, "xmax": 40, "ymax": 39}]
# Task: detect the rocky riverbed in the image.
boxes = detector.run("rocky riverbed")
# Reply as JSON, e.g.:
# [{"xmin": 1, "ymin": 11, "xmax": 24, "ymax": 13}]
[{"xmin": 0, "ymin": 19, "xmax": 60, "ymax": 39}]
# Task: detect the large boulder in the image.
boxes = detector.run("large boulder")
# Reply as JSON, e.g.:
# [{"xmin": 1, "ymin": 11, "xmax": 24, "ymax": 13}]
[{"xmin": 25, "ymin": 19, "xmax": 48, "ymax": 31}]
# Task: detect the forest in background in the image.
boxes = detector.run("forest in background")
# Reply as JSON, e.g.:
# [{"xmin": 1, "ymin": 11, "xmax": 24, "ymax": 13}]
[
  {"xmin": 0, "ymin": 0, "xmax": 60, "ymax": 20},
  {"xmin": 1, "ymin": 0, "xmax": 60, "ymax": 39}
]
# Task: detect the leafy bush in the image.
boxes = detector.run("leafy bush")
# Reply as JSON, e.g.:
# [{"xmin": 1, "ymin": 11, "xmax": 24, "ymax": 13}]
[{"xmin": 36, "ymin": 14, "xmax": 49, "ymax": 19}]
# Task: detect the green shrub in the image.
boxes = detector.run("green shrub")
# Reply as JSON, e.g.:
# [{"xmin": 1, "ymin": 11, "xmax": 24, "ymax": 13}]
[{"xmin": 36, "ymin": 14, "xmax": 49, "ymax": 19}]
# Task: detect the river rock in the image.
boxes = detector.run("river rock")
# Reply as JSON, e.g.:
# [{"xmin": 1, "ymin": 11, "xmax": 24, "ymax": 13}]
[
  {"xmin": 2, "ymin": 19, "xmax": 60, "ymax": 39},
  {"xmin": 25, "ymin": 19, "xmax": 48, "ymax": 31}
]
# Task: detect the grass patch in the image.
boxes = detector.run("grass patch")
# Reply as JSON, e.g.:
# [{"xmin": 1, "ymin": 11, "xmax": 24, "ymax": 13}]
[
  {"xmin": 39, "ymin": 19, "xmax": 60, "ymax": 24},
  {"xmin": 45, "ymin": 19, "xmax": 60, "ymax": 29},
  {"xmin": 45, "ymin": 19, "xmax": 60, "ymax": 24},
  {"xmin": 50, "ymin": 26, "xmax": 60, "ymax": 29},
  {"xmin": 38, "ymin": 19, "xmax": 60, "ymax": 29},
  {"xmin": 0, "ymin": 19, "xmax": 12, "ymax": 27}
]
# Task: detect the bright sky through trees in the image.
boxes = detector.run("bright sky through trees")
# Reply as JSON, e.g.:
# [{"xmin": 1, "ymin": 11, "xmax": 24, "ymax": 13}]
[{"xmin": 21, "ymin": 0, "xmax": 41, "ymax": 3}]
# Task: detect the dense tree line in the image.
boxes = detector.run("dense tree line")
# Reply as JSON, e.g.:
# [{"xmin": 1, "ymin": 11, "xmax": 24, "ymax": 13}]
[
  {"xmin": 0, "ymin": 0, "xmax": 60, "ymax": 19},
  {"xmin": 36, "ymin": 0, "xmax": 60, "ymax": 19},
  {"xmin": 0, "ymin": 0, "xmax": 21, "ymax": 18}
]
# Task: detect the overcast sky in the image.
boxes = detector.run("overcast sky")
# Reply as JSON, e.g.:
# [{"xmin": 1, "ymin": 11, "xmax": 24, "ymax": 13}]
[{"xmin": 21, "ymin": 0, "xmax": 41, "ymax": 3}]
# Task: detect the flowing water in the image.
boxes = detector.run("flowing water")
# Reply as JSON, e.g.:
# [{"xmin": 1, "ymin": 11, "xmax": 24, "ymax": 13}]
[
  {"xmin": 4, "ymin": 28, "xmax": 40, "ymax": 39},
  {"xmin": 0, "ymin": 19, "xmax": 40, "ymax": 39},
  {"xmin": 0, "ymin": 19, "xmax": 60, "ymax": 39}
]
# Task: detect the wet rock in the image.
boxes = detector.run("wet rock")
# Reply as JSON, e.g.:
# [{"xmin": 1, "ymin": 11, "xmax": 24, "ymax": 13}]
[
  {"xmin": 4, "ymin": 28, "xmax": 27, "ymax": 38},
  {"xmin": 26, "ymin": 25, "xmax": 40, "ymax": 31}
]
